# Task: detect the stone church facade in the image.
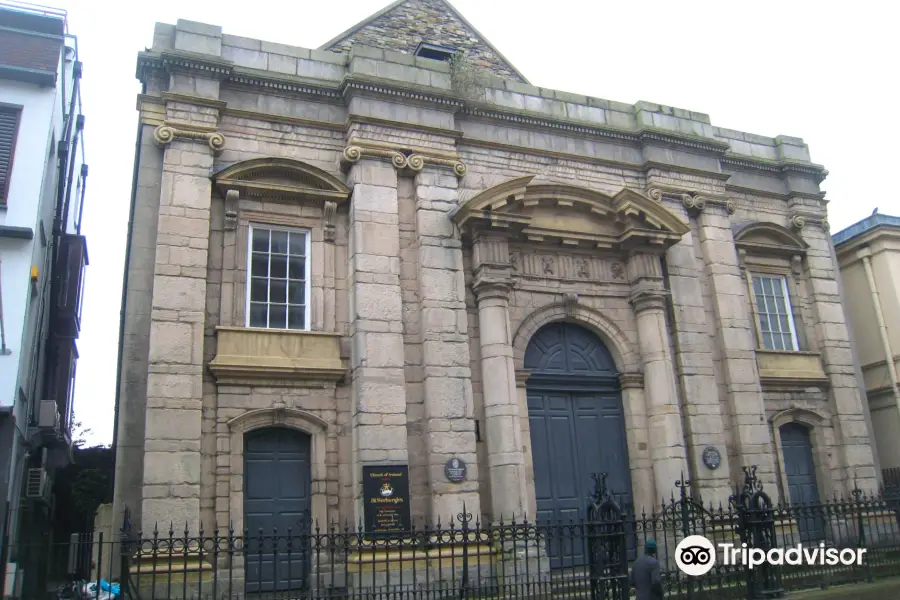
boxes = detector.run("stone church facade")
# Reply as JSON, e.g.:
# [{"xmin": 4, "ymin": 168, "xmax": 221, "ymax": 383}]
[{"xmin": 112, "ymin": 0, "xmax": 878, "ymax": 545}]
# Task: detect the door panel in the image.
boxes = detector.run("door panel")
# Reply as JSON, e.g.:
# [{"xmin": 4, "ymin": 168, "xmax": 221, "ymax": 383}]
[
  {"xmin": 244, "ymin": 427, "xmax": 312, "ymax": 593},
  {"xmin": 780, "ymin": 423, "xmax": 824, "ymax": 541}
]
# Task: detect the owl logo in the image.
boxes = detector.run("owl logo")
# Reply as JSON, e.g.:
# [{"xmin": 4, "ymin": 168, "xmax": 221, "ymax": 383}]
[{"xmin": 380, "ymin": 482, "xmax": 394, "ymax": 497}]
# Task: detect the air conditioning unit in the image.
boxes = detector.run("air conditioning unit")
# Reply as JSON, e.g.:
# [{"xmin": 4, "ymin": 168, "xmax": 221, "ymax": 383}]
[
  {"xmin": 25, "ymin": 468, "xmax": 49, "ymax": 501},
  {"xmin": 38, "ymin": 400, "xmax": 60, "ymax": 430}
]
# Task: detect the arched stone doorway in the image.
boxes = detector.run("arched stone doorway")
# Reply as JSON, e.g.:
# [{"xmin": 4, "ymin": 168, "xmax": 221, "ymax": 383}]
[
  {"xmin": 244, "ymin": 426, "xmax": 312, "ymax": 592},
  {"xmin": 525, "ymin": 322, "xmax": 633, "ymax": 566}
]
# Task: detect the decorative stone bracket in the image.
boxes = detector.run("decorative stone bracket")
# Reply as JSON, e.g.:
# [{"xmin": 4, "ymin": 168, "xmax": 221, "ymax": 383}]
[
  {"xmin": 342, "ymin": 145, "xmax": 467, "ymax": 177},
  {"xmin": 154, "ymin": 122, "xmax": 225, "ymax": 153},
  {"xmin": 647, "ymin": 188, "xmax": 736, "ymax": 217}
]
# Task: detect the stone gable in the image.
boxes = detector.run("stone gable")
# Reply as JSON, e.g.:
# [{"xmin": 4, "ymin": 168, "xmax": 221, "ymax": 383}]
[{"xmin": 322, "ymin": 0, "xmax": 526, "ymax": 82}]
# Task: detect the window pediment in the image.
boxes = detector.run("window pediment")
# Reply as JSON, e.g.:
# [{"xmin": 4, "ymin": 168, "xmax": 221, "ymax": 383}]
[
  {"xmin": 450, "ymin": 177, "xmax": 689, "ymax": 250},
  {"xmin": 213, "ymin": 158, "xmax": 351, "ymax": 205},
  {"xmin": 734, "ymin": 221, "xmax": 808, "ymax": 257}
]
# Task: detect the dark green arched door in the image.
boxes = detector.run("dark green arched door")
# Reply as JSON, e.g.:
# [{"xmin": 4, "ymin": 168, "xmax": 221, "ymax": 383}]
[{"xmin": 526, "ymin": 322, "xmax": 633, "ymax": 568}]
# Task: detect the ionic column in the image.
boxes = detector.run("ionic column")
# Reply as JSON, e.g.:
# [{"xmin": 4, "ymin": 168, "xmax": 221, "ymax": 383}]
[
  {"xmin": 414, "ymin": 169, "xmax": 480, "ymax": 520},
  {"xmin": 472, "ymin": 235, "xmax": 528, "ymax": 519},
  {"xmin": 141, "ymin": 127, "xmax": 220, "ymax": 532},
  {"xmin": 696, "ymin": 205, "xmax": 777, "ymax": 495},
  {"xmin": 347, "ymin": 159, "xmax": 409, "ymax": 522},
  {"xmin": 627, "ymin": 252, "xmax": 689, "ymax": 501}
]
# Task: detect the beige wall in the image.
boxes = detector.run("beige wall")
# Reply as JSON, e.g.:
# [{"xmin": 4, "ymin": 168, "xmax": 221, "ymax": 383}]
[{"xmin": 836, "ymin": 226, "xmax": 900, "ymax": 470}]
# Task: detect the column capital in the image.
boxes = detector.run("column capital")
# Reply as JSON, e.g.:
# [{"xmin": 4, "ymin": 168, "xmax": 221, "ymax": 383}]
[
  {"xmin": 473, "ymin": 276, "xmax": 513, "ymax": 302},
  {"xmin": 629, "ymin": 286, "xmax": 668, "ymax": 314},
  {"xmin": 154, "ymin": 123, "xmax": 225, "ymax": 153},
  {"xmin": 619, "ymin": 372, "xmax": 644, "ymax": 389}
]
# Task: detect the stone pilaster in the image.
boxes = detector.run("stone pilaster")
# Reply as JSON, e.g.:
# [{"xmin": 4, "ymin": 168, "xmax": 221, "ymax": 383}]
[
  {"xmin": 347, "ymin": 159, "xmax": 409, "ymax": 520},
  {"xmin": 141, "ymin": 130, "xmax": 217, "ymax": 532},
  {"xmin": 472, "ymin": 234, "xmax": 527, "ymax": 520},
  {"xmin": 627, "ymin": 252, "xmax": 689, "ymax": 501},
  {"xmin": 696, "ymin": 206, "xmax": 777, "ymax": 495},
  {"xmin": 413, "ymin": 169, "xmax": 480, "ymax": 519},
  {"xmin": 665, "ymin": 203, "xmax": 734, "ymax": 505},
  {"xmin": 798, "ymin": 222, "xmax": 877, "ymax": 493}
]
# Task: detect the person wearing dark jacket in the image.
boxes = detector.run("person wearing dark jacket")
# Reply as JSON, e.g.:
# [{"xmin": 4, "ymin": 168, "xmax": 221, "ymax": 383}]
[{"xmin": 629, "ymin": 539, "xmax": 664, "ymax": 599}]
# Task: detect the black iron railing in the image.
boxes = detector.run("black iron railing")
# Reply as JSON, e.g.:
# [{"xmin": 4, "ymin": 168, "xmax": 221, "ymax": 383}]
[{"xmin": 7, "ymin": 468, "xmax": 900, "ymax": 599}]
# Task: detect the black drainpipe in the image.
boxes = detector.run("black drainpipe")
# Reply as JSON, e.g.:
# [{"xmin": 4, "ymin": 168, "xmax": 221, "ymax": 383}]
[
  {"xmin": 111, "ymin": 101, "xmax": 146, "ymax": 498},
  {"xmin": 660, "ymin": 254, "xmax": 697, "ymax": 495},
  {"xmin": 60, "ymin": 114, "xmax": 84, "ymax": 237},
  {"xmin": 75, "ymin": 164, "xmax": 88, "ymax": 235},
  {"xmin": 40, "ymin": 60, "xmax": 81, "ymax": 415}
]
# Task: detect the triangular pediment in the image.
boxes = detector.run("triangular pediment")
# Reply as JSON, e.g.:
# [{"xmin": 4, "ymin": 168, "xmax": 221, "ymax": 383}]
[
  {"xmin": 320, "ymin": 0, "xmax": 527, "ymax": 82},
  {"xmin": 451, "ymin": 177, "xmax": 689, "ymax": 250}
]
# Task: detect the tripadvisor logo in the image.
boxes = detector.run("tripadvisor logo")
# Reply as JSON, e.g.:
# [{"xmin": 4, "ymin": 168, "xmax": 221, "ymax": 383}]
[{"xmin": 675, "ymin": 535, "xmax": 867, "ymax": 577}]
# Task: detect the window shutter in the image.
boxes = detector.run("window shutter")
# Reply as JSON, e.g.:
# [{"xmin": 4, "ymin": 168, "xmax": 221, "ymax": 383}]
[{"xmin": 0, "ymin": 106, "xmax": 22, "ymax": 204}]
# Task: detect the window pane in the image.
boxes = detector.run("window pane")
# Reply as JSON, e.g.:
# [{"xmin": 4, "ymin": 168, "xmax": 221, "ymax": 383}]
[
  {"xmin": 762, "ymin": 276, "xmax": 775, "ymax": 296},
  {"xmin": 288, "ymin": 281, "xmax": 305, "ymax": 305},
  {"xmin": 762, "ymin": 332, "xmax": 774, "ymax": 350},
  {"xmin": 249, "ymin": 302, "xmax": 267, "ymax": 327},
  {"xmin": 288, "ymin": 306, "xmax": 305, "ymax": 330},
  {"xmin": 271, "ymin": 230, "xmax": 288, "ymax": 254},
  {"xmin": 250, "ymin": 277, "xmax": 268, "ymax": 302},
  {"xmin": 774, "ymin": 292, "xmax": 786, "ymax": 314},
  {"xmin": 251, "ymin": 253, "xmax": 268, "ymax": 277},
  {"xmin": 753, "ymin": 277, "xmax": 763, "ymax": 295},
  {"xmin": 758, "ymin": 315, "xmax": 770, "ymax": 332},
  {"xmin": 778, "ymin": 315, "xmax": 791, "ymax": 334},
  {"xmin": 289, "ymin": 256, "xmax": 306, "ymax": 280},
  {"xmin": 271, "ymin": 255, "xmax": 287, "ymax": 278},
  {"xmin": 252, "ymin": 229, "xmax": 269, "ymax": 252},
  {"xmin": 289, "ymin": 232, "xmax": 306, "ymax": 257},
  {"xmin": 270, "ymin": 279, "xmax": 287, "ymax": 303},
  {"xmin": 269, "ymin": 304, "xmax": 287, "ymax": 329}
]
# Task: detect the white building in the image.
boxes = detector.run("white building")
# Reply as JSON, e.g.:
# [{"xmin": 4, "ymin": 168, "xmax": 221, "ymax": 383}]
[{"xmin": 0, "ymin": 1, "xmax": 88, "ymax": 592}]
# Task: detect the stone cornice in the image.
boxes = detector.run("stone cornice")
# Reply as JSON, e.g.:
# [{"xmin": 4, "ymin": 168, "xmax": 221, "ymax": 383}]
[
  {"xmin": 341, "ymin": 77, "xmax": 465, "ymax": 109},
  {"xmin": 229, "ymin": 70, "xmax": 341, "ymax": 100},
  {"xmin": 154, "ymin": 122, "xmax": 225, "ymax": 153},
  {"xmin": 137, "ymin": 50, "xmax": 234, "ymax": 82},
  {"xmin": 341, "ymin": 144, "xmax": 467, "ymax": 177},
  {"xmin": 160, "ymin": 91, "xmax": 227, "ymax": 110},
  {"xmin": 722, "ymin": 155, "xmax": 828, "ymax": 184}
]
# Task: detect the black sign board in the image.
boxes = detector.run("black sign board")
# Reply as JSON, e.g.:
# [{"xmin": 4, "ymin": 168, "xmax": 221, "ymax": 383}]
[{"xmin": 362, "ymin": 465, "xmax": 411, "ymax": 536}]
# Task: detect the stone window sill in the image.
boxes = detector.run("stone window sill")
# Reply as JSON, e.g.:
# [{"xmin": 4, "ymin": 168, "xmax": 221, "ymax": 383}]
[
  {"xmin": 209, "ymin": 326, "xmax": 347, "ymax": 386},
  {"xmin": 755, "ymin": 349, "xmax": 829, "ymax": 388}
]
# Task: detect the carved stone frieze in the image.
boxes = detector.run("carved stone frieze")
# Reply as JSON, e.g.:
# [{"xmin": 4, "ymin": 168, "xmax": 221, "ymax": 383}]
[
  {"xmin": 154, "ymin": 122, "xmax": 225, "ymax": 153},
  {"xmin": 506, "ymin": 250, "xmax": 630, "ymax": 284}
]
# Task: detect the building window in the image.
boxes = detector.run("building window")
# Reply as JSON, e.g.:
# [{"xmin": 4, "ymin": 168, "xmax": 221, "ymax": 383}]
[
  {"xmin": 415, "ymin": 42, "xmax": 457, "ymax": 62},
  {"xmin": 0, "ymin": 104, "xmax": 23, "ymax": 205},
  {"xmin": 247, "ymin": 225, "xmax": 310, "ymax": 331},
  {"xmin": 752, "ymin": 274, "xmax": 799, "ymax": 351}
]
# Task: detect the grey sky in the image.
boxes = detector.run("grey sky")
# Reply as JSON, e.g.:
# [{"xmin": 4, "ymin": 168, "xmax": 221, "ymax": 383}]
[{"xmin": 61, "ymin": 0, "xmax": 899, "ymax": 445}]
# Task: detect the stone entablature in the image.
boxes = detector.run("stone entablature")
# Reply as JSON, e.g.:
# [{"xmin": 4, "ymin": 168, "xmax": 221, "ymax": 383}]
[
  {"xmin": 112, "ymin": 15, "xmax": 878, "ymax": 558},
  {"xmin": 137, "ymin": 20, "xmax": 827, "ymax": 206}
]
